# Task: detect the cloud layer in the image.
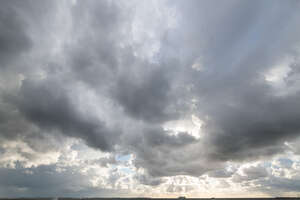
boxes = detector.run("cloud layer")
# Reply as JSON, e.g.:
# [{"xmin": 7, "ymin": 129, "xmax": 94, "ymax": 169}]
[{"xmin": 1, "ymin": 0, "xmax": 300, "ymax": 197}]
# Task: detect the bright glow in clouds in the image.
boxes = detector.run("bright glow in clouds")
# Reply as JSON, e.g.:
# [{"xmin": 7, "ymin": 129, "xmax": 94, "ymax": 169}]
[
  {"xmin": 163, "ymin": 115, "xmax": 203, "ymax": 139},
  {"xmin": 265, "ymin": 57, "xmax": 293, "ymax": 83}
]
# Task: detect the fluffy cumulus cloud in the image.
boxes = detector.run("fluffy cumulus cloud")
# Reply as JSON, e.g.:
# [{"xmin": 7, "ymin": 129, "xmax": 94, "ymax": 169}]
[{"xmin": 1, "ymin": 0, "xmax": 300, "ymax": 197}]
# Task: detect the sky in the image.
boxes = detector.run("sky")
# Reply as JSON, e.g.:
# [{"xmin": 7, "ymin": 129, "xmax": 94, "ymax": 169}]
[{"xmin": 1, "ymin": 0, "xmax": 300, "ymax": 198}]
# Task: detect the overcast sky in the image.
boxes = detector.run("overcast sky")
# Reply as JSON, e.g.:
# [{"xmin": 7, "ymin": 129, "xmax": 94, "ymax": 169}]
[{"xmin": 1, "ymin": 0, "xmax": 300, "ymax": 197}]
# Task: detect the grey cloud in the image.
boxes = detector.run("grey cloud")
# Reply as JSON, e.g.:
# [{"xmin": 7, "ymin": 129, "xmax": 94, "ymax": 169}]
[
  {"xmin": 0, "ymin": 164, "xmax": 128, "ymax": 198},
  {"xmin": 135, "ymin": 173, "xmax": 164, "ymax": 186},
  {"xmin": 128, "ymin": 127, "xmax": 220, "ymax": 177},
  {"xmin": 255, "ymin": 176, "xmax": 300, "ymax": 195},
  {"xmin": 232, "ymin": 165, "xmax": 268, "ymax": 183},
  {"xmin": 243, "ymin": 165, "xmax": 269, "ymax": 179},
  {"xmin": 142, "ymin": 127, "xmax": 197, "ymax": 147},
  {"xmin": 208, "ymin": 168, "xmax": 236, "ymax": 178},
  {"xmin": 227, "ymin": 159, "xmax": 300, "ymax": 195},
  {"xmin": 217, "ymin": 180, "xmax": 230, "ymax": 188},
  {"xmin": 85, "ymin": 155, "xmax": 118, "ymax": 167},
  {"xmin": 166, "ymin": 185, "xmax": 184, "ymax": 193}
]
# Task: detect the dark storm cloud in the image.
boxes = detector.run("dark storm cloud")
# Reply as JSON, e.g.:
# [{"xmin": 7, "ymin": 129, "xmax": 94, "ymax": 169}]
[
  {"xmin": 0, "ymin": 100, "xmax": 26, "ymax": 140},
  {"xmin": 0, "ymin": 1, "xmax": 32, "ymax": 68},
  {"xmin": 17, "ymin": 79, "xmax": 119, "ymax": 151},
  {"xmin": 113, "ymin": 68, "xmax": 175, "ymax": 123},
  {"xmin": 167, "ymin": 0, "xmax": 300, "ymax": 161},
  {"xmin": 205, "ymin": 92, "xmax": 300, "ymax": 161},
  {"xmin": 0, "ymin": 91, "xmax": 61, "ymax": 162},
  {"xmin": 66, "ymin": 0, "xmax": 179, "ymax": 124},
  {"xmin": 67, "ymin": 0, "xmax": 124, "ymax": 86}
]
